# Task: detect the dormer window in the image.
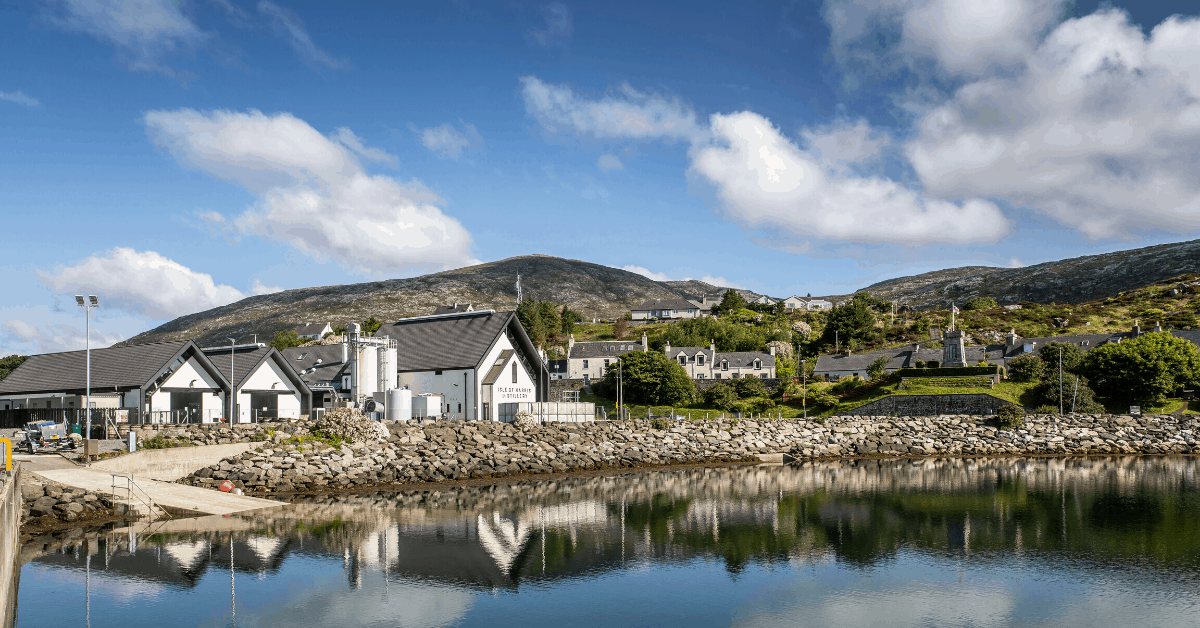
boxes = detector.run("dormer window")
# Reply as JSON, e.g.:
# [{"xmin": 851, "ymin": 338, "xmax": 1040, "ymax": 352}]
[
  {"xmin": 696, "ymin": 354, "xmax": 704, "ymax": 366},
  {"xmin": 679, "ymin": 355, "xmax": 687, "ymax": 365},
  {"xmin": 721, "ymin": 360, "xmax": 728, "ymax": 371},
  {"xmin": 754, "ymin": 359, "xmax": 761, "ymax": 370}
]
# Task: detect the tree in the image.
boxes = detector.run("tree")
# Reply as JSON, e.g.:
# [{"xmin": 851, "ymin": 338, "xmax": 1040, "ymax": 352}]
[
  {"xmin": 1038, "ymin": 342, "xmax": 1085, "ymax": 374},
  {"xmin": 1006, "ymin": 354, "xmax": 1046, "ymax": 382},
  {"xmin": 823, "ymin": 292, "xmax": 878, "ymax": 348},
  {"xmin": 0, "ymin": 355, "xmax": 28, "ymax": 381},
  {"xmin": 704, "ymin": 383, "xmax": 738, "ymax": 410},
  {"xmin": 1082, "ymin": 331, "xmax": 1200, "ymax": 404},
  {"xmin": 270, "ymin": 330, "xmax": 306, "ymax": 351},
  {"xmin": 332, "ymin": 325, "xmax": 347, "ymax": 336},
  {"xmin": 1032, "ymin": 373, "xmax": 1104, "ymax": 413},
  {"xmin": 775, "ymin": 356, "xmax": 795, "ymax": 379},
  {"xmin": 715, "ymin": 289, "xmax": 747, "ymax": 316},
  {"xmin": 867, "ymin": 355, "xmax": 890, "ymax": 379},
  {"xmin": 601, "ymin": 351, "xmax": 695, "ymax": 405},
  {"xmin": 360, "ymin": 316, "xmax": 382, "ymax": 336},
  {"xmin": 964, "ymin": 296, "xmax": 998, "ymax": 311},
  {"xmin": 560, "ymin": 305, "xmax": 582, "ymax": 335},
  {"xmin": 732, "ymin": 376, "xmax": 767, "ymax": 399}
]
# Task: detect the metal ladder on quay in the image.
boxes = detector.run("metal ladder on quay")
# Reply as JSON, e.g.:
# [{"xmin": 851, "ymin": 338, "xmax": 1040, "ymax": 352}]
[{"xmin": 109, "ymin": 473, "xmax": 172, "ymax": 521}]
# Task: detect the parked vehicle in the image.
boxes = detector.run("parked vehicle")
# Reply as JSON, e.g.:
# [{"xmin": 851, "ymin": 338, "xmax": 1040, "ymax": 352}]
[{"xmin": 17, "ymin": 420, "xmax": 77, "ymax": 453}]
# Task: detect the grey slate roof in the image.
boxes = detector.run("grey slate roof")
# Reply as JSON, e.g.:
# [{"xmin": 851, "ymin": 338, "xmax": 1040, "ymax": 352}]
[
  {"xmin": 481, "ymin": 350, "xmax": 515, "ymax": 385},
  {"xmin": 569, "ymin": 342, "xmax": 644, "ymax": 359},
  {"xmin": 203, "ymin": 345, "xmax": 308, "ymax": 392},
  {"xmin": 281, "ymin": 345, "xmax": 347, "ymax": 388},
  {"xmin": 667, "ymin": 347, "xmax": 715, "ymax": 363},
  {"xmin": 0, "ymin": 340, "xmax": 202, "ymax": 395},
  {"xmin": 378, "ymin": 310, "xmax": 529, "ymax": 372},
  {"xmin": 631, "ymin": 299, "xmax": 698, "ymax": 312},
  {"xmin": 715, "ymin": 351, "xmax": 773, "ymax": 368}
]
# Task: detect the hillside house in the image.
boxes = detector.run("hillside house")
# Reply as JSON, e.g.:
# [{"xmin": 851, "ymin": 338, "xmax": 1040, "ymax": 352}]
[
  {"xmin": 567, "ymin": 333, "xmax": 648, "ymax": 383},
  {"xmin": 665, "ymin": 341, "xmax": 777, "ymax": 380},
  {"xmin": 294, "ymin": 322, "xmax": 333, "ymax": 340},
  {"xmin": 630, "ymin": 299, "xmax": 701, "ymax": 320}
]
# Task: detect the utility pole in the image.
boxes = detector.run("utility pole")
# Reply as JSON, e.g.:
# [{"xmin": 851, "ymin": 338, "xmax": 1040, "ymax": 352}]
[
  {"xmin": 801, "ymin": 358, "xmax": 807, "ymax": 420},
  {"xmin": 228, "ymin": 338, "xmax": 237, "ymax": 423},
  {"xmin": 1058, "ymin": 345, "xmax": 1064, "ymax": 415}
]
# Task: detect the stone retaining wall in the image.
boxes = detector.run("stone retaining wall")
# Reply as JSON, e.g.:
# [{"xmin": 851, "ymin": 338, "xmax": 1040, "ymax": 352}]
[{"xmin": 177, "ymin": 413, "xmax": 1200, "ymax": 495}]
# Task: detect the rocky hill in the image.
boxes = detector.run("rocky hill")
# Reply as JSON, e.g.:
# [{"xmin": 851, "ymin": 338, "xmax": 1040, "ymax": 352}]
[
  {"xmin": 860, "ymin": 239, "xmax": 1200, "ymax": 309},
  {"xmin": 121, "ymin": 255, "xmax": 738, "ymax": 347}
]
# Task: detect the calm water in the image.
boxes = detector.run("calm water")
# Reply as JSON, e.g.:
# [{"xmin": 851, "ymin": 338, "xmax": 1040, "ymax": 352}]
[{"xmin": 16, "ymin": 457, "xmax": 1200, "ymax": 627}]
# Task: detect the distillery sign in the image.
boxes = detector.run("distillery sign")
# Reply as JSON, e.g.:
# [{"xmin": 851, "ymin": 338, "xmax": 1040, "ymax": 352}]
[{"xmin": 495, "ymin": 386, "xmax": 534, "ymax": 400}]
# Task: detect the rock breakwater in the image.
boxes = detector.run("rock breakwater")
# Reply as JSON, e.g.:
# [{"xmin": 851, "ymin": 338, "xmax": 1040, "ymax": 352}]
[{"xmin": 174, "ymin": 413, "xmax": 1200, "ymax": 495}]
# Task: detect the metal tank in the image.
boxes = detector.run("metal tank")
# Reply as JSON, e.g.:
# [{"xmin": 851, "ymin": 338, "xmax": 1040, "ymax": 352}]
[
  {"xmin": 387, "ymin": 388, "xmax": 412, "ymax": 423},
  {"xmin": 378, "ymin": 346, "xmax": 397, "ymax": 391}
]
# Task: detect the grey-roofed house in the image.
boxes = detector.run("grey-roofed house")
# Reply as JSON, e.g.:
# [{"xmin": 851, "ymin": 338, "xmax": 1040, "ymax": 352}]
[
  {"xmin": 432, "ymin": 303, "xmax": 474, "ymax": 315},
  {"xmin": 374, "ymin": 309, "xmax": 547, "ymax": 422},
  {"xmin": 548, "ymin": 359, "xmax": 568, "ymax": 380},
  {"xmin": 713, "ymin": 350, "xmax": 777, "ymax": 379},
  {"xmin": 294, "ymin": 322, "xmax": 333, "ymax": 340},
  {"xmin": 630, "ymin": 299, "xmax": 701, "ymax": 320},
  {"xmin": 567, "ymin": 333, "xmax": 648, "ymax": 382},
  {"xmin": 0, "ymin": 340, "xmax": 232, "ymax": 422},
  {"xmin": 202, "ymin": 344, "xmax": 312, "ymax": 422},
  {"xmin": 666, "ymin": 342, "xmax": 717, "ymax": 379}
]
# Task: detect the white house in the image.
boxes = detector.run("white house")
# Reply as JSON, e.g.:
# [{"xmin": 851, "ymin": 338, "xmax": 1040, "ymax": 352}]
[
  {"xmin": 665, "ymin": 341, "xmax": 778, "ymax": 380},
  {"xmin": 294, "ymin": 322, "xmax": 333, "ymax": 340},
  {"xmin": 630, "ymin": 299, "xmax": 701, "ymax": 320},
  {"xmin": 566, "ymin": 333, "xmax": 648, "ymax": 383}
]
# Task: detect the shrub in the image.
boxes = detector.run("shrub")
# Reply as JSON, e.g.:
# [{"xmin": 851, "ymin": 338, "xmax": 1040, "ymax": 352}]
[
  {"xmin": 926, "ymin": 360, "xmax": 940, "ymax": 369},
  {"xmin": 650, "ymin": 418, "xmax": 669, "ymax": 430},
  {"xmin": 997, "ymin": 404, "xmax": 1025, "ymax": 429},
  {"xmin": 1006, "ymin": 354, "xmax": 1046, "ymax": 382},
  {"xmin": 704, "ymin": 384, "xmax": 738, "ymax": 411},
  {"xmin": 1034, "ymin": 405, "xmax": 1059, "ymax": 414},
  {"xmin": 867, "ymin": 355, "xmax": 890, "ymax": 379},
  {"xmin": 965, "ymin": 297, "xmax": 999, "ymax": 311},
  {"xmin": 914, "ymin": 360, "xmax": 926, "ymax": 369},
  {"xmin": 831, "ymin": 377, "xmax": 862, "ymax": 393},
  {"xmin": 732, "ymin": 376, "xmax": 767, "ymax": 399},
  {"xmin": 1033, "ymin": 373, "xmax": 1105, "ymax": 413}
]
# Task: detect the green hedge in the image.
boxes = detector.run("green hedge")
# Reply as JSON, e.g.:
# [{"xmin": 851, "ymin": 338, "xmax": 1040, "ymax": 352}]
[{"xmin": 894, "ymin": 365, "xmax": 1001, "ymax": 377}]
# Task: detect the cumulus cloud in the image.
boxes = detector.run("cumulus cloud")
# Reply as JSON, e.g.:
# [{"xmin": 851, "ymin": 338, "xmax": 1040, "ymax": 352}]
[
  {"xmin": 417, "ymin": 123, "xmax": 483, "ymax": 159},
  {"xmin": 332, "ymin": 128, "xmax": 398, "ymax": 167},
  {"xmin": 1, "ymin": 314, "xmax": 126, "ymax": 354},
  {"xmin": 251, "ymin": 279, "xmax": 283, "ymax": 295},
  {"xmin": 46, "ymin": 0, "xmax": 208, "ymax": 77},
  {"xmin": 692, "ymin": 112, "xmax": 1009, "ymax": 245},
  {"xmin": 619, "ymin": 265, "xmax": 744, "ymax": 289},
  {"xmin": 257, "ymin": 1, "xmax": 347, "ymax": 70},
  {"xmin": 144, "ymin": 108, "xmax": 478, "ymax": 274},
  {"xmin": 0, "ymin": 91, "xmax": 39, "ymax": 106},
  {"xmin": 906, "ymin": 9, "xmax": 1200, "ymax": 239},
  {"xmin": 598, "ymin": 154, "xmax": 624, "ymax": 171},
  {"xmin": 520, "ymin": 76, "xmax": 704, "ymax": 143},
  {"xmin": 527, "ymin": 3, "xmax": 572, "ymax": 46},
  {"xmin": 621, "ymin": 265, "xmax": 672, "ymax": 281},
  {"xmin": 37, "ymin": 248, "xmax": 247, "ymax": 319}
]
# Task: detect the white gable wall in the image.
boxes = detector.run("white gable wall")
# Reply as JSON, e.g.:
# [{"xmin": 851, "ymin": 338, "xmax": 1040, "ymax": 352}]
[{"xmin": 161, "ymin": 357, "xmax": 222, "ymax": 390}]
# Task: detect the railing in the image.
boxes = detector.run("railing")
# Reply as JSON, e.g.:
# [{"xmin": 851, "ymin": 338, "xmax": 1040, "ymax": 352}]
[{"xmin": 110, "ymin": 473, "xmax": 170, "ymax": 521}]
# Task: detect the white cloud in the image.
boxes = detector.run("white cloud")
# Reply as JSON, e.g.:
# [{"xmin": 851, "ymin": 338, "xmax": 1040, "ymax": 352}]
[
  {"xmin": 417, "ymin": 123, "xmax": 482, "ymax": 159},
  {"xmin": 691, "ymin": 112, "xmax": 1010, "ymax": 245},
  {"xmin": 598, "ymin": 154, "xmax": 624, "ymax": 171},
  {"xmin": 698, "ymin": 276, "xmax": 743, "ymax": 289},
  {"xmin": 622, "ymin": 265, "xmax": 672, "ymax": 281},
  {"xmin": 257, "ymin": 1, "xmax": 346, "ymax": 70},
  {"xmin": 332, "ymin": 128, "xmax": 398, "ymax": 167},
  {"xmin": 0, "ymin": 91, "xmax": 39, "ymax": 106},
  {"xmin": 251, "ymin": 279, "xmax": 283, "ymax": 295},
  {"xmin": 1, "ymin": 316, "xmax": 126, "ymax": 354},
  {"xmin": 37, "ymin": 248, "xmax": 246, "ymax": 319},
  {"xmin": 47, "ymin": 0, "xmax": 208, "ymax": 77},
  {"xmin": 520, "ymin": 76, "xmax": 704, "ymax": 143},
  {"xmin": 145, "ymin": 108, "xmax": 478, "ymax": 274},
  {"xmin": 527, "ymin": 3, "xmax": 572, "ymax": 46},
  {"xmin": 1007, "ymin": 258, "xmax": 1025, "ymax": 268},
  {"xmin": 907, "ymin": 9, "xmax": 1200, "ymax": 239}
]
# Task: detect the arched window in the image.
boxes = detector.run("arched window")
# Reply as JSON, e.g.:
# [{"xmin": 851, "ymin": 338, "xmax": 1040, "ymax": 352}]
[{"xmin": 512, "ymin": 362, "xmax": 518, "ymax": 383}]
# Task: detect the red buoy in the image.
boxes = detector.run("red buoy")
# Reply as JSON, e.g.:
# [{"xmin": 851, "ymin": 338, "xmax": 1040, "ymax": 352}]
[{"xmin": 219, "ymin": 480, "xmax": 235, "ymax": 492}]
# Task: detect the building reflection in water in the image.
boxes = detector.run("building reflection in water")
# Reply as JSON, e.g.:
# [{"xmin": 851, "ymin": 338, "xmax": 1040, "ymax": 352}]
[{"xmin": 18, "ymin": 455, "xmax": 1200, "ymax": 626}]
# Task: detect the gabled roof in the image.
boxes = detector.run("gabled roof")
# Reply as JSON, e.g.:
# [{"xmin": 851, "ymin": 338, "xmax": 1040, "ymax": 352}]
[
  {"xmin": 569, "ymin": 341, "xmax": 644, "ymax": 359},
  {"xmin": 667, "ymin": 346, "xmax": 715, "ymax": 361},
  {"xmin": 0, "ymin": 340, "xmax": 215, "ymax": 395},
  {"xmin": 631, "ymin": 298, "xmax": 697, "ymax": 312},
  {"xmin": 378, "ymin": 310, "xmax": 539, "ymax": 372},
  {"xmin": 203, "ymin": 345, "xmax": 309, "ymax": 393}
]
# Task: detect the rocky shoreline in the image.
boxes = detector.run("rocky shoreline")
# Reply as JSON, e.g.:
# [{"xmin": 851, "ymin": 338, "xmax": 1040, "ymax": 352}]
[
  {"xmin": 170, "ymin": 413, "xmax": 1200, "ymax": 495},
  {"xmin": 20, "ymin": 475, "xmax": 117, "ymax": 530}
]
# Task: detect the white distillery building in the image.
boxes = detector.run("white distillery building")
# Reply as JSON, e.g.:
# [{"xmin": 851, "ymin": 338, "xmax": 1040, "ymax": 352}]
[
  {"xmin": 374, "ymin": 309, "xmax": 549, "ymax": 422},
  {"xmin": 0, "ymin": 340, "xmax": 233, "ymax": 421},
  {"xmin": 201, "ymin": 344, "xmax": 312, "ymax": 422}
]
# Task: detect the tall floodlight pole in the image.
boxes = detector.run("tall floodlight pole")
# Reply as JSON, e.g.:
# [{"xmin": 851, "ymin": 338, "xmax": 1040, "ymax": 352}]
[
  {"xmin": 76, "ymin": 295, "xmax": 99, "ymax": 442},
  {"xmin": 228, "ymin": 338, "xmax": 237, "ymax": 423}
]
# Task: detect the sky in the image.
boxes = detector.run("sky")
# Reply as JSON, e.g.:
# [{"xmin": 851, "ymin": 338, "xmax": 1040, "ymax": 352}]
[{"xmin": 2, "ymin": 0, "xmax": 1200, "ymax": 355}]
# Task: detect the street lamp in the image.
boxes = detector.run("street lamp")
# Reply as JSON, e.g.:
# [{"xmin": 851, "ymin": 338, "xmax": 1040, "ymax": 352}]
[
  {"xmin": 75, "ymin": 295, "xmax": 99, "ymax": 444},
  {"xmin": 801, "ymin": 358, "xmax": 807, "ymax": 420},
  {"xmin": 228, "ymin": 338, "xmax": 237, "ymax": 423}
]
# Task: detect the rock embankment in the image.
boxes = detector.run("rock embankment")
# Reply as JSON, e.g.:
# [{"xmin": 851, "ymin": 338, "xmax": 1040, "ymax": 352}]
[
  {"xmin": 131, "ymin": 420, "xmax": 308, "ymax": 447},
  {"xmin": 21, "ymin": 476, "xmax": 114, "ymax": 526},
  {"xmin": 176, "ymin": 413, "xmax": 1200, "ymax": 494}
]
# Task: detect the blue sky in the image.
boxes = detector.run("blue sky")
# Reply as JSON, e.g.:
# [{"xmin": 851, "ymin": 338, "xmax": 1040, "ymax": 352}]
[{"xmin": 2, "ymin": 0, "xmax": 1199, "ymax": 355}]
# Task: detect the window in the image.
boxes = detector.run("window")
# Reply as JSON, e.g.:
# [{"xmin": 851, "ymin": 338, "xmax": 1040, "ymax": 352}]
[
  {"xmin": 583, "ymin": 359, "xmax": 589, "ymax": 369},
  {"xmin": 722, "ymin": 360, "xmax": 728, "ymax": 371},
  {"xmin": 698, "ymin": 374, "xmax": 705, "ymax": 379},
  {"xmin": 760, "ymin": 373, "xmax": 768, "ymax": 379},
  {"xmin": 604, "ymin": 359, "xmax": 610, "ymax": 368},
  {"xmin": 679, "ymin": 356, "xmax": 687, "ymax": 365},
  {"xmin": 715, "ymin": 373, "xmax": 722, "ymax": 379},
  {"xmin": 512, "ymin": 362, "xmax": 518, "ymax": 383},
  {"xmin": 754, "ymin": 360, "xmax": 761, "ymax": 370},
  {"xmin": 297, "ymin": 353, "xmax": 307, "ymax": 360},
  {"xmin": 697, "ymin": 354, "xmax": 704, "ymax": 366},
  {"xmin": 435, "ymin": 370, "xmax": 443, "ymax": 375}
]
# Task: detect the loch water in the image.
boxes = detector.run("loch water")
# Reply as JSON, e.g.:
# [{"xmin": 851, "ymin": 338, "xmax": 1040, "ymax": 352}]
[{"xmin": 16, "ymin": 456, "xmax": 1200, "ymax": 627}]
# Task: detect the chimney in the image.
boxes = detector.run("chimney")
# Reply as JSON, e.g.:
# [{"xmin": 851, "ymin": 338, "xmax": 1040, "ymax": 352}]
[
  {"xmin": 1132, "ymin": 320, "xmax": 1141, "ymax": 337},
  {"xmin": 341, "ymin": 339, "xmax": 348, "ymax": 363},
  {"xmin": 641, "ymin": 331, "xmax": 648, "ymax": 351},
  {"xmin": 664, "ymin": 341, "xmax": 671, "ymax": 356},
  {"xmin": 1154, "ymin": 321, "xmax": 1162, "ymax": 333},
  {"xmin": 710, "ymin": 339, "xmax": 716, "ymax": 354},
  {"xmin": 769, "ymin": 344, "xmax": 776, "ymax": 357},
  {"xmin": 568, "ymin": 334, "xmax": 575, "ymax": 355}
]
